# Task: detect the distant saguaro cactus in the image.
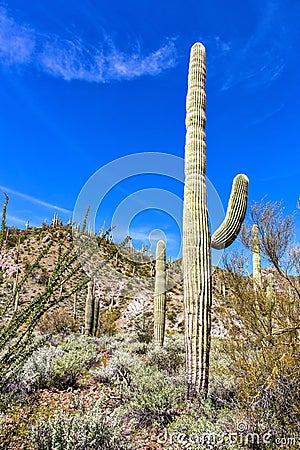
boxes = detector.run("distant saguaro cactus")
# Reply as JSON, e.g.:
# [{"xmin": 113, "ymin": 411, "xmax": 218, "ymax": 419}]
[
  {"xmin": 92, "ymin": 297, "xmax": 100, "ymax": 336},
  {"xmin": 52, "ymin": 213, "xmax": 59, "ymax": 228},
  {"xmin": 266, "ymin": 272, "xmax": 275, "ymax": 301},
  {"xmin": 183, "ymin": 43, "xmax": 249, "ymax": 397},
  {"xmin": 252, "ymin": 224, "xmax": 262, "ymax": 289},
  {"xmin": 154, "ymin": 240, "xmax": 167, "ymax": 347},
  {"xmin": 85, "ymin": 279, "xmax": 94, "ymax": 336}
]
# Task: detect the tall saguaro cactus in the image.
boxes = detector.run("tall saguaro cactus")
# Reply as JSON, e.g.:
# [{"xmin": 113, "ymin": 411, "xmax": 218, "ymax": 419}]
[
  {"xmin": 252, "ymin": 224, "xmax": 262, "ymax": 289},
  {"xmin": 154, "ymin": 240, "xmax": 167, "ymax": 347},
  {"xmin": 183, "ymin": 43, "xmax": 249, "ymax": 397}
]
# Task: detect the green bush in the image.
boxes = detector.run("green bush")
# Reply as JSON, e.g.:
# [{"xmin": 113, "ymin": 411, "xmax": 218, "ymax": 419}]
[
  {"xmin": 208, "ymin": 338, "xmax": 236, "ymax": 407},
  {"xmin": 166, "ymin": 405, "xmax": 241, "ymax": 450},
  {"xmin": 36, "ymin": 307, "xmax": 79, "ymax": 335},
  {"xmin": 239, "ymin": 347, "xmax": 300, "ymax": 446},
  {"xmin": 145, "ymin": 335, "xmax": 185, "ymax": 374},
  {"xmin": 98, "ymin": 333, "xmax": 148, "ymax": 356},
  {"xmin": 128, "ymin": 365, "xmax": 185, "ymax": 427},
  {"xmin": 14, "ymin": 335, "xmax": 98, "ymax": 392},
  {"xmin": 30, "ymin": 396, "xmax": 131, "ymax": 450},
  {"xmin": 92, "ymin": 349, "xmax": 140, "ymax": 388}
]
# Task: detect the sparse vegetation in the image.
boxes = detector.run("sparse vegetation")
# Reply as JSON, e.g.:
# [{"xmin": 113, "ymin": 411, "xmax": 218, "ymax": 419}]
[{"xmin": 1, "ymin": 40, "xmax": 299, "ymax": 450}]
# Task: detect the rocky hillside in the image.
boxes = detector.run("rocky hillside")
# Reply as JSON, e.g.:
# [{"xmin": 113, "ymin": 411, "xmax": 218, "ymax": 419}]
[{"xmin": 0, "ymin": 222, "xmax": 287, "ymax": 337}]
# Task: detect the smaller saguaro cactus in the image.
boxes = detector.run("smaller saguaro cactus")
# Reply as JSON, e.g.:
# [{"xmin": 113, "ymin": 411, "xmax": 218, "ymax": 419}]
[
  {"xmin": 154, "ymin": 240, "xmax": 167, "ymax": 347},
  {"xmin": 92, "ymin": 297, "xmax": 100, "ymax": 336},
  {"xmin": 52, "ymin": 213, "xmax": 58, "ymax": 227},
  {"xmin": 129, "ymin": 241, "xmax": 134, "ymax": 254},
  {"xmin": 252, "ymin": 224, "xmax": 262, "ymax": 289},
  {"xmin": 52, "ymin": 213, "xmax": 63, "ymax": 227},
  {"xmin": 85, "ymin": 279, "xmax": 95, "ymax": 336}
]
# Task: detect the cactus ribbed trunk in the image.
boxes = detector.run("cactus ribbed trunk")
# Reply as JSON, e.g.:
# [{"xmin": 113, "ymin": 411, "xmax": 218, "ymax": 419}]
[
  {"xmin": 183, "ymin": 43, "xmax": 211, "ymax": 397},
  {"xmin": 183, "ymin": 43, "xmax": 249, "ymax": 398},
  {"xmin": 252, "ymin": 224, "xmax": 262, "ymax": 289},
  {"xmin": 93, "ymin": 297, "xmax": 100, "ymax": 336},
  {"xmin": 85, "ymin": 280, "xmax": 94, "ymax": 336},
  {"xmin": 154, "ymin": 240, "xmax": 167, "ymax": 347}
]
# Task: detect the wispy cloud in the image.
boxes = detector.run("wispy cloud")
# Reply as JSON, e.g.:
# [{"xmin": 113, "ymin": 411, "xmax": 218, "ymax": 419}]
[
  {"xmin": 248, "ymin": 102, "xmax": 285, "ymax": 127},
  {"xmin": 0, "ymin": 185, "xmax": 71, "ymax": 213},
  {"xmin": 204, "ymin": 0, "xmax": 295, "ymax": 91},
  {"xmin": 0, "ymin": 6, "xmax": 35, "ymax": 65},
  {"xmin": 6, "ymin": 214, "xmax": 27, "ymax": 225},
  {"xmin": 0, "ymin": 6, "xmax": 177, "ymax": 82}
]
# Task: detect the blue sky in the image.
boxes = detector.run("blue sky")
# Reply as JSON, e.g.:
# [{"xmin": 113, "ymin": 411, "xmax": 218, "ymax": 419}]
[{"xmin": 0, "ymin": 0, "xmax": 300, "ymax": 259}]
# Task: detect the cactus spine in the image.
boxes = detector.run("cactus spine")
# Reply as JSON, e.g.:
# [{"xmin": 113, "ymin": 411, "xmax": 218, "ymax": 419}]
[
  {"xmin": 252, "ymin": 224, "xmax": 262, "ymax": 289},
  {"xmin": 183, "ymin": 43, "xmax": 249, "ymax": 397},
  {"xmin": 154, "ymin": 240, "xmax": 167, "ymax": 347}
]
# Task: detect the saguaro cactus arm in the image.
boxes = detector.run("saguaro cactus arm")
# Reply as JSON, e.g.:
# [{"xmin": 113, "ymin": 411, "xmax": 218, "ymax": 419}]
[{"xmin": 211, "ymin": 174, "xmax": 249, "ymax": 250}]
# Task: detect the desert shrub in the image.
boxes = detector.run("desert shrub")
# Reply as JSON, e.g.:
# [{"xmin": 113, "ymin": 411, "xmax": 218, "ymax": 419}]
[
  {"xmin": 98, "ymin": 332, "xmax": 149, "ymax": 356},
  {"xmin": 145, "ymin": 335, "xmax": 185, "ymax": 374},
  {"xmin": 30, "ymin": 396, "xmax": 131, "ymax": 450},
  {"xmin": 36, "ymin": 307, "xmax": 79, "ymax": 335},
  {"xmin": 95, "ymin": 333, "xmax": 134, "ymax": 354},
  {"xmin": 12, "ymin": 335, "xmax": 98, "ymax": 392},
  {"xmin": 0, "ymin": 398, "xmax": 36, "ymax": 449},
  {"xmin": 208, "ymin": 337, "xmax": 236, "ymax": 407},
  {"xmin": 97, "ymin": 309, "xmax": 121, "ymax": 336},
  {"xmin": 18, "ymin": 345, "xmax": 62, "ymax": 392},
  {"xmin": 214, "ymin": 200, "xmax": 300, "ymax": 445},
  {"xmin": 61, "ymin": 334, "xmax": 99, "ymax": 357},
  {"xmin": 92, "ymin": 349, "xmax": 140, "ymax": 388},
  {"xmin": 123, "ymin": 340, "xmax": 148, "ymax": 355},
  {"xmin": 166, "ymin": 403, "xmax": 241, "ymax": 450},
  {"xmin": 213, "ymin": 313, "xmax": 300, "ymax": 447},
  {"xmin": 230, "ymin": 342, "xmax": 300, "ymax": 446},
  {"xmin": 131, "ymin": 309, "xmax": 153, "ymax": 343},
  {"xmin": 123, "ymin": 298, "xmax": 153, "ymax": 343},
  {"xmin": 128, "ymin": 365, "xmax": 185, "ymax": 427}
]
